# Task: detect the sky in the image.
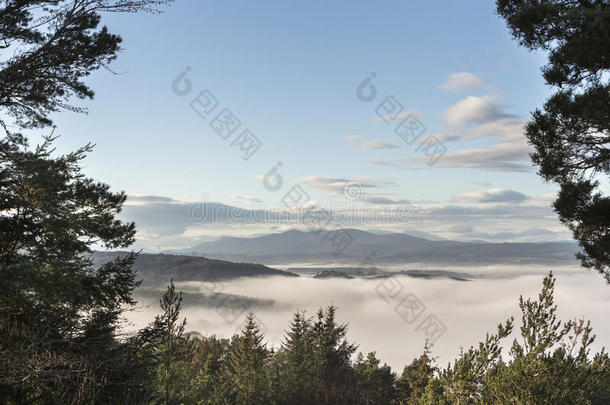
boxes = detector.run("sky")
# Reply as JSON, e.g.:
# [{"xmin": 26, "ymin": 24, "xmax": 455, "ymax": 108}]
[{"xmin": 37, "ymin": 0, "xmax": 576, "ymax": 249}]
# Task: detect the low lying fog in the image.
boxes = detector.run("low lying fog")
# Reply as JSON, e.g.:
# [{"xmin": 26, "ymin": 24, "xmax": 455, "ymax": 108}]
[{"xmin": 125, "ymin": 265, "xmax": 610, "ymax": 372}]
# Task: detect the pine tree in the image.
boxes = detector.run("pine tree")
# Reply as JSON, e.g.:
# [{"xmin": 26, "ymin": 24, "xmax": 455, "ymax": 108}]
[
  {"xmin": 481, "ymin": 274, "xmax": 610, "ymax": 404},
  {"xmin": 435, "ymin": 317, "xmax": 514, "ymax": 403},
  {"xmin": 496, "ymin": 0, "xmax": 610, "ymax": 282},
  {"xmin": 0, "ymin": 1, "xmax": 174, "ymax": 401},
  {"xmin": 422, "ymin": 273, "xmax": 610, "ymax": 404},
  {"xmin": 184, "ymin": 335, "xmax": 230, "ymax": 404},
  {"xmin": 0, "ymin": 0, "xmax": 172, "ymax": 132},
  {"xmin": 396, "ymin": 342, "xmax": 435, "ymax": 404},
  {"xmin": 0, "ymin": 133, "xmax": 144, "ymax": 402}
]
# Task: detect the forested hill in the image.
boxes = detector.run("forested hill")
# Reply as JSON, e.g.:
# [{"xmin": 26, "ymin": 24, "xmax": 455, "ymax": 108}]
[{"xmin": 91, "ymin": 252, "xmax": 299, "ymax": 284}]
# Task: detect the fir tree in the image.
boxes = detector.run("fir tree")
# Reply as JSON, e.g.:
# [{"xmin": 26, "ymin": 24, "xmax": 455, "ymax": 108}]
[
  {"xmin": 149, "ymin": 280, "xmax": 191, "ymax": 405},
  {"xmin": 275, "ymin": 310, "xmax": 315, "ymax": 404},
  {"xmin": 222, "ymin": 313, "xmax": 270, "ymax": 405}
]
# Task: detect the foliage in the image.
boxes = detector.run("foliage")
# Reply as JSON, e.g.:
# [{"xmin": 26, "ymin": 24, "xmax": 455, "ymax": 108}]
[
  {"xmin": 0, "ymin": 132, "xmax": 148, "ymax": 403},
  {"xmin": 0, "ymin": 2, "xmax": 173, "ymax": 400},
  {"xmin": 496, "ymin": 0, "xmax": 610, "ymax": 282},
  {"xmin": 424, "ymin": 273, "xmax": 610, "ymax": 405},
  {"xmin": 100, "ymin": 273, "xmax": 610, "ymax": 404},
  {"xmin": 354, "ymin": 352, "xmax": 397, "ymax": 405},
  {"xmin": 396, "ymin": 342, "xmax": 435, "ymax": 404},
  {"xmin": 2, "ymin": 0, "xmax": 609, "ymax": 403},
  {"xmin": 0, "ymin": 0, "xmax": 172, "ymax": 132}
]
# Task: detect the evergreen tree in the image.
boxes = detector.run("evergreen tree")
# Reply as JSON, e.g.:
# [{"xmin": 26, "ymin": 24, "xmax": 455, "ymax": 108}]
[
  {"xmin": 422, "ymin": 273, "xmax": 610, "ymax": 404},
  {"xmin": 481, "ymin": 275, "xmax": 610, "ymax": 404},
  {"xmin": 0, "ymin": 133, "xmax": 144, "ymax": 402},
  {"xmin": 0, "ymin": 0, "xmax": 171, "ymax": 132},
  {"xmin": 149, "ymin": 280, "xmax": 192, "ymax": 405},
  {"xmin": 188, "ymin": 335, "xmax": 231, "ymax": 405},
  {"xmin": 396, "ymin": 342, "xmax": 435, "ymax": 404},
  {"xmin": 222, "ymin": 313, "xmax": 270, "ymax": 405},
  {"xmin": 436, "ymin": 316, "xmax": 513, "ymax": 404},
  {"xmin": 0, "ymin": 1, "xmax": 173, "ymax": 400},
  {"xmin": 275, "ymin": 310, "xmax": 315, "ymax": 404},
  {"xmin": 496, "ymin": 0, "xmax": 610, "ymax": 282},
  {"xmin": 309, "ymin": 305, "xmax": 359, "ymax": 404},
  {"xmin": 353, "ymin": 351, "xmax": 397, "ymax": 405}
]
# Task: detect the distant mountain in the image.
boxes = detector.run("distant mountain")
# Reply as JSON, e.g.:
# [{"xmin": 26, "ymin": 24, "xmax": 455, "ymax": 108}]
[
  {"xmin": 398, "ymin": 270, "xmax": 473, "ymax": 281},
  {"xmin": 287, "ymin": 266, "xmax": 383, "ymax": 277},
  {"xmin": 191, "ymin": 228, "xmax": 432, "ymax": 257},
  {"xmin": 312, "ymin": 270, "xmax": 353, "ymax": 279},
  {"xmin": 91, "ymin": 252, "xmax": 298, "ymax": 285},
  {"xmin": 188, "ymin": 229, "xmax": 580, "ymax": 266},
  {"xmin": 401, "ymin": 230, "xmax": 447, "ymax": 241}
]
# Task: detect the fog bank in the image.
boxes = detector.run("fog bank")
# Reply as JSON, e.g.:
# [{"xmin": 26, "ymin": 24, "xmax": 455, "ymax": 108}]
[{"xmin": 125, "ymin": 265, "xmax": 610, "ymax": 371}]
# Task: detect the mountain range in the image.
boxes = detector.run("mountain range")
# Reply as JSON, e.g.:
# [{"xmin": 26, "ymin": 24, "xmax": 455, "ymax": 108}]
[{"xmin": 185, "ymin": 228, "xmax": 580, "ymax": 266}]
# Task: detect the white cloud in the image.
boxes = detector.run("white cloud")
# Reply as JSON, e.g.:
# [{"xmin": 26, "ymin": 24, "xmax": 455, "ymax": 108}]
[
  {"xmin": 474, "ymin": 180, "xmax": 492, "ymax": 187},
  {"xmin": 254, "ymin": 174, "xmax": 273, "ymax": 182},
  {"xmin": 118, "ymin": 193, "xmax": 569, "ymax": 250},
  {"xmin": 125, "ymin": 195, "xmax": 177, "ymax": 206},
  {"xmin": 466, "ymin": 118, "xmax": 525, "ymax": 142},
  {"xmin": 443, "ymin": 96, "xmax": 507, "ymax": 127},
  {"xmin": 438, "ymin": 142, "xmax": 532, "ymax": 172},
  {"xmin": 359, "ymin": 196, "xmax": 411, "ymax": 205},
  {"xmin": 295, "ymin": 176, "xmax": 395, "ymax": 197},
  {"xmin": 440, "ymin": 72, "xmax": 490, "ymax": 92},
  {"xmin": 452, "ymin": 188, "xmax": 530, "ymax": 203},
  {"xmin": 127, "ymin": 270, "xmax": 609, "ymax": 371},
  {"xmin": 534, "ymin": 192, "xmax": 557, "ymax": 202},
  {"xmin": 344, "ymin": 136, "xmax": 399, "ymax": 150},
  {"xmin": 372, "ymin": 141, "xmax": 532, "ymax": 172}
]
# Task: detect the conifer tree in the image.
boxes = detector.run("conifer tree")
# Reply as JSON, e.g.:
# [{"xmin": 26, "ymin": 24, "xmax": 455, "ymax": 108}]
[
  {"xmin": 0, "ymin": 1, "xmax": 173, "ymax": 401},
  {"xmin": 481, "ymin": 274, "xmax": 610, "ymax": 403},
  {"xmin": 0, "ymin": 133, "xmax": 143, "ymax": 402},
  {"xmin": 423, "ymin": 273, "xmax": 610, "ymax": 404},
  {"xmin": 496, "ymin": 0, "xmax": 610, "ymax": 282},
  {"xmin": 354, "ymin": 351, "xmax": 397, "ymax": 405},
  {"xmin": 275, "ymin": 310, "xmax": 315, "ymax": 404},
  {"xmin": 396, "ymin": 342, "xmax": 435, "ymax": 404},
  {"xmin": 0, "ymin": 0, "xmax": 172, "ymax": 133},
  {"xmin": 222, "ymin": 313, "xmax": 270, "ymax": 405},
  {"xmin": 309, "ymin": 305, "xmax": 358, "ymax": 404},
  {"xmin": 149, "ymin": 280, "xmax": 192, "ymax": 405}
]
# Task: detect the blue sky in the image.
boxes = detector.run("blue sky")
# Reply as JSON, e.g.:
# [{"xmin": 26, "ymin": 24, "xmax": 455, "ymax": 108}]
[{"xmin": 39, "ymin": 0, "xmax": 573, "ymax": 248}]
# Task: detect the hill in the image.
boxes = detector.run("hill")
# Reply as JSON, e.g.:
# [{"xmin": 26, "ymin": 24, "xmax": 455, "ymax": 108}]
[{"xmin": 91, "ymin": 252, "xmax": 299, "ymax": 285}]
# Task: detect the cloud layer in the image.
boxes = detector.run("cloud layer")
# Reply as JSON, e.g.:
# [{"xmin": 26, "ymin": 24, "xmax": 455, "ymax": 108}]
[
  {"xmin": 120, "ymin": 193, "xmax": 571, "ymax": 249},
  {"xmin": 125, "ymin": 269, "xmax": 610, "ymax": 372},
  {"xmin": 452, "ymin": 188, "xmax": 529, "ymax": 203}
]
